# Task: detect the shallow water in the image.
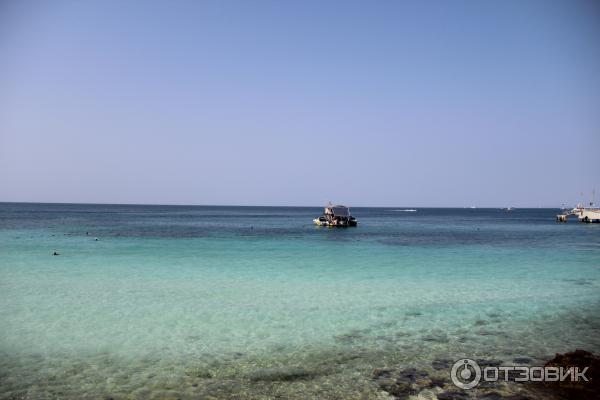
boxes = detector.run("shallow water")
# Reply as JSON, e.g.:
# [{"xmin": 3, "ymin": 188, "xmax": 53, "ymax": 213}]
[{"xmin": 1, "ymin": 204, "xmax": 599, "ymax": 398}]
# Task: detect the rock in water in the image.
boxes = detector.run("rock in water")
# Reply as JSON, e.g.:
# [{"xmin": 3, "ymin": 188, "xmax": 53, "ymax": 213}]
[{"xmin": 537, "ymin": 349, "xmax": 599, "ymax": 399}]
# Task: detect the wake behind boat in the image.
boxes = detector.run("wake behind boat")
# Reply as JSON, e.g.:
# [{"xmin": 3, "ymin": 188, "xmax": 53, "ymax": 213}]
[{"xmin": 313, "ymin": 203, "xmax": 358, "ymax": 227}]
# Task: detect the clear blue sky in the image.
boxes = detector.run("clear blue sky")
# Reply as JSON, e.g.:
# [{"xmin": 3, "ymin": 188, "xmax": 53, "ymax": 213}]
[{"xmin": 1, "ymin": 0, "xmax": 598, "ymax": 207}]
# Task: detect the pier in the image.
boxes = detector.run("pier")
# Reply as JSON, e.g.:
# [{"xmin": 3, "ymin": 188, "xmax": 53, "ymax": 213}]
[
  {"xmin": 556, "ymin": 205, "xmax": 600, "ymax": 223},
  {"xmin": 557, "ymin": 191, "xmax": 600, "ymax": 223},
  {"xmin": 556, "ymin": 213, "xmax": 569, "ymax": 222}
]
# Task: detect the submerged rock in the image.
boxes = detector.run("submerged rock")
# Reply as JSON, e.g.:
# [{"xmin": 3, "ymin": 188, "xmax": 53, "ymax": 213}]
[
  {"xmin": 371, "ymin": 350, "xmax": 599, "ymax": 399},
  {"xmin": 248, "ymin": 367, "xmax": 319, "ymax": 382},
  {"xmin": 405, "ymin": 311, "xmax": 423, "ymax": 317},
  {"xmin": 475, "ymin": 359, "xmax": 503, "ymax": 368},
  {"xmin": 477, "ymin": 392, "xmax": 503, "ymax": 400},
  {"xmin": 512, "ymin": 357, "xmax": 533, "ymax": 364},
  {"xmin": 437, "ymin": 390, "xmax": 469, "ymax": 400},
  {"xmin": 373, "ymin": 368, "xmax": 394, "ymax": 380},
  {"xmin": 432, "ymin": 358, "xmax": 454, "ymax": 370},
  {"xmin": 535, "ymin": 349, "xmax": 599, "ymax": 399},
  {"xmin": 477, "ymin": 392, "xmax": 535, "ymax": 400},
  {"xmin": 372, "ymin": 367, "xmax": 430, "ymax": 399},
  {"xmin": 422, "ymin": 331, "xmax": 449, "ymax": 343},
  {"xmin": 429, "ymin": 376, "xmax": 447, "ymax": 388},
  {"xmin": 397, "ymin": 367, "xmax": 428, "ymax": 381},
  {"xmin": 333, "ymin": 328, "xmax": 370, "ymax": 344}
]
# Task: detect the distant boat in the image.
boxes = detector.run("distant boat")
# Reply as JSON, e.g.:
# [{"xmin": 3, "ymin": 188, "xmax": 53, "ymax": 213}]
[
  {"xmin": 391, "ymin": 209, "xmax": 417, "ymax": 212},
  {"xmin": 504, "ymin": 207, "xmax": 513, "ymax": 212},
  {"xmin": 313, "ymin": 203, "xmax": 358, "ymax": 227}
]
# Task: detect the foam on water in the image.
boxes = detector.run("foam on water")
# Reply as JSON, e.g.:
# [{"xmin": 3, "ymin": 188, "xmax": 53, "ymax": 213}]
[{"xmin": 0, "ymin": 204, "xmax": 599, "ymax": 398}]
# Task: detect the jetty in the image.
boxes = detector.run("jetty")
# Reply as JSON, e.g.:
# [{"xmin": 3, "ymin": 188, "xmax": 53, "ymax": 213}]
[{"xmin": 556, "ymin": 191, "xmax": 600, "ymax": 223}]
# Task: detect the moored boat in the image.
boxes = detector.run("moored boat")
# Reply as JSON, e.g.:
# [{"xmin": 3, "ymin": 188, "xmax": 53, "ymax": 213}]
[{"xmin": 313, "ymin": 203, "xmax": 358, "ymax": 227}]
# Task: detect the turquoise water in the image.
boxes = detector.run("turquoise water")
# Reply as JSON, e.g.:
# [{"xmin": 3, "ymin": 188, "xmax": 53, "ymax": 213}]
[{"xmin": 1, "ymin": 203, "xmax": 599, "ymax": 399}]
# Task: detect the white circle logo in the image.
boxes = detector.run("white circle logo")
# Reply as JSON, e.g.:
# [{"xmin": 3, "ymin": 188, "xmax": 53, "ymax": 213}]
[{"xmin": 450, "ymin": 358, "xmax": 481, "ymax": 389}]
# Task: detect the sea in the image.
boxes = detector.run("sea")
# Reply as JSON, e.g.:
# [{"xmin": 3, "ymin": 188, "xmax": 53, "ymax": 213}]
[{"xmin": 0, "ymin": 203, "xmax": 599, "ymax": 399}]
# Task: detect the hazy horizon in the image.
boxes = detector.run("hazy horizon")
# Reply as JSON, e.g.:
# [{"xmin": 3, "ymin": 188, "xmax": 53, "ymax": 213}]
[
  {"xmin": 1, "ymin": 0, "xmax": 599, "ymax": 208},
  {"xmin": 0, "ymin": 200, "xmax": 581, "ymax": 209}
]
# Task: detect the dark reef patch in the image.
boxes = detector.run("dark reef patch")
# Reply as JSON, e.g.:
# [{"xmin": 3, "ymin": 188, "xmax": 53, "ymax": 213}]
[{"xmin": 248, "ymin": 367, "xmax": 320, "ymax": 382}]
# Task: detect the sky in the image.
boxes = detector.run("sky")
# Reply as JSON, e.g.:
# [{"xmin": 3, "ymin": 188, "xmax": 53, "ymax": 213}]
[{"xmin": 1, "ymin": 0, "xmax": 599, "ymax": 207}]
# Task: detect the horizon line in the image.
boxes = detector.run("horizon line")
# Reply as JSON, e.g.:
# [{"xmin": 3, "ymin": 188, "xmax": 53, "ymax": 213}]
[{"xmin": 0, "ymin": 200, "xmax": 563, "ymax": 209}]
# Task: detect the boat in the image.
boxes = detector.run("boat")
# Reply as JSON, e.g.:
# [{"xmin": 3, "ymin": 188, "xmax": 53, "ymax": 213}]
[
  {"xmin": 313, "ymin": 203, "xmax": 358, "ymax": 227},
  {"xmin": 556, "ymin": 190, "xmax": 600, "ymax": 223}
]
